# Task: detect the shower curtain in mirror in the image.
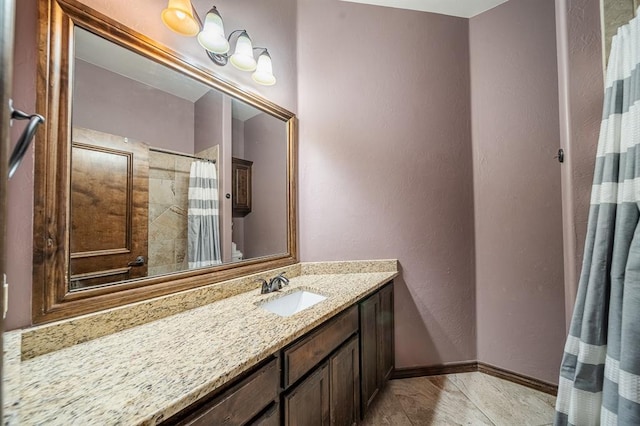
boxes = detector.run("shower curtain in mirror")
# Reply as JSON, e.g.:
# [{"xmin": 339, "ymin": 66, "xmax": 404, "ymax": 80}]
[
  {"xmin": 187, "ymin": 161, "xmax": 222, "ymax": 269},
  {"xmin": 555, "ymin": 9, "xmax": 640, "ymax": 426}
]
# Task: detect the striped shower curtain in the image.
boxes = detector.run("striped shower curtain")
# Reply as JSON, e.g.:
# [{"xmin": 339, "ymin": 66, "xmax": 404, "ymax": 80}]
[
  {"xmin": 187, "ymin": 161, "xmax": 222, "ymax": 268},
  {"xmin": 555, "ymin": 9, "xmax": 640, "ymax": 426}
]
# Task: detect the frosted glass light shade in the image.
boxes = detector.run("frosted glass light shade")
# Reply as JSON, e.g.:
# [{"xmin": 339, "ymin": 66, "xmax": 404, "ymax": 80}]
[
  {"xmin": 197, "ymin": 7, "xmax": 229, "ymax": 54},
  {"xmin": 252, "ymin": 51, "xmax": 276, "ymax": 86},
  {"xmin": 161, "ymin": 0, "xmax": 199, "ymax": 36},
  {"xmin": 230, "ymin": 32, "xmax": 257, "ymax": 71}
]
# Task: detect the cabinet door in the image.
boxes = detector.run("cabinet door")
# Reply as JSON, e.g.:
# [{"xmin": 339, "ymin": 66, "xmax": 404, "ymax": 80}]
[
  {"xmin": 330, "ymin": 336, "xmax": 360, "ymax": 426},
  {"xmin": 232, "ymin": 157, "xmax": 252, "ymax": 217},
  {"xmin": 379, "ymin": 283, "xmax": 394, "ymax": 382},
  {"xmin": 284, "ymin": 364, "xmax": 330, "ymax": 426},
  {"xmin": 359, "ymin": 292, "xmax": 380, "ymax": 415}
]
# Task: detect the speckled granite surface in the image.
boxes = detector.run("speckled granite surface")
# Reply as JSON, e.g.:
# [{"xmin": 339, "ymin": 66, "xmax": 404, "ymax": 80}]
[
  {"xmin": 301, "ymin": 259, "xmax": 398, "ymax": 275},
  {"xmin": 4, "ymin": 260, "xmax": 397, "ymax": 425},
  {"xmin": 21, "ymin": 264, "xmax": 302, "ymax": 360}
]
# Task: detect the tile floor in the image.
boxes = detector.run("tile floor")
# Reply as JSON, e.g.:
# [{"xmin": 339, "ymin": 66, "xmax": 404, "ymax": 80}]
[{"xmin": 362, "ymin": 372, "xmax": 556, "ymax": 426}]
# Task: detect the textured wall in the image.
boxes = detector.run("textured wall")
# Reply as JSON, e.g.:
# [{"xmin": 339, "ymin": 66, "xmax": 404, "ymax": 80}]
[
  {"xmin": 7, "ymin": 0, "xmax": 38, "ymax": 330},
  {"xmin": 194, "ymin": 91, "xmax": 223, "ymax": 155},
  {"xmin": 231, "ymin": 118, "xmax": 246, "ymax": 255},
  {"xmin": 297, "ymin": 0, "xmax": 476, "ymax": 367},
  {"xmin": 73, "ymin": 60, "xmax": 195, "ymax": 152},
  {"xmin": 555, "ymin": 0, "xmax": 604, "ymax": 325},
  {"xmin": 242, "ymin": 114, "xmax": 288, "ymax": 259},
  {"xmin": 470, "ymin": 0, "xmax": 566, "ymax": 384}
]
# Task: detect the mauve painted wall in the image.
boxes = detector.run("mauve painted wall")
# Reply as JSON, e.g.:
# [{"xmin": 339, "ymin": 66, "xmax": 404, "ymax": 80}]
[
  {"xmin": 242, "ymin": 114, "xmax": 288, "ymax": 259},
  {"xmin": 297, "ymin": 0, "xmax": 477, "ymax": 367},
  {"xmin": 73, "ymin": 60, "xmax": 195, "ymax": 152},
  {"xmin": 194, "ymin": 90, "xmax": 223, "ymax": 155},
  {"xmin": 231, "ymin": 117, "xmax": 245, "ymax": 158},
  {"xmin": 6, "ymin": 0, "xmax": 296, "ymax": 330},
  {"xmin": 231, "ymin": 118, "xmax": 246, "ymax": 254},
  {"xmin": 6, "ymin": 0, "xmax": 37, "ymax": 330},
  {"xmin": 555, "ymin": 0, "xmax": 604, "ymax": 325},
  {"xmin": 470, "ymin": 0, "xmax": 566, "ymax": 384}
]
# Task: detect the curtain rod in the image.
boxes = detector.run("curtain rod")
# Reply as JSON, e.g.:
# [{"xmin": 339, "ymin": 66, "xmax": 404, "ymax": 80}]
[{"xmin": 149, "ymin": 147, "xmax": 216, "ymax": 164}]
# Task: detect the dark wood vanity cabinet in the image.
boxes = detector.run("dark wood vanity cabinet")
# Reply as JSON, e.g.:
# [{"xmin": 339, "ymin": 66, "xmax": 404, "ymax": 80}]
[
  {"xmin": 251, "ymin": 402, "xmax": 280, "ymax": 426},
  {"xmin": 379, "ymin": 284, "xmax": 395, "ymax": 382},
  {"xmin": 163, "ymin": 282, "xmax": 394, "ymax": 426},
  {"xmin": 329, "ymin": 336, "xmax": 360, "ymax": 425},
  {"xmin": 284, "ymin": 363, "xmax": 330, "ymax": 425},
  {"xmin": 232, "ymin": 157, "xmax": 253, "ymax": 217},
  {"xmin": 283, "ymin": 306, "xmax": 359, "ymax": 387},
  {"xmin": 283, "ymin": 306, "xmax": 360, "ymax": 426},
  {"xmin": 164, "ymin": 358, "xmax": 279, "ymax": 425},
  {"xmin": 360, "ymin": 282, "xmax": 394, "ymax": 418},
  {"xmin": 283, "ymin": 336, "xmax": 360, "ymax": 426}
]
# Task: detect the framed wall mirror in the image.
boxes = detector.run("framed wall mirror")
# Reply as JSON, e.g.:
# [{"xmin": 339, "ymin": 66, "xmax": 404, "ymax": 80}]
[{"xmin": 34, "ymin": 0, "xmax": 297, "ymax": 323}]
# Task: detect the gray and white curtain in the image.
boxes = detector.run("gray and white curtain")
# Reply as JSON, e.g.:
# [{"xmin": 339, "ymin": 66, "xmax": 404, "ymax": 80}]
[
  {"xmin": 187, "ymin": 161, "xmax": 222, "ymax": 269},
  {"xmin": 555, "ymin": 9, "xmax": 640, "ymax": 426}
]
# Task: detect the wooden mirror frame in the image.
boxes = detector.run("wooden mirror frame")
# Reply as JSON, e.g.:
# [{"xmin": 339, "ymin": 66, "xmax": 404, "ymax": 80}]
[{"xmin": 33, "ymin": 0, "xmax": 298, "ymax": 324}]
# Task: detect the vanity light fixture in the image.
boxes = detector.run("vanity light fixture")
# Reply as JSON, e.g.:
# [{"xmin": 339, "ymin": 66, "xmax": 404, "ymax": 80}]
[{"xmin": 161, "ymin": 0, "xmax": 276, "ymax": 86}]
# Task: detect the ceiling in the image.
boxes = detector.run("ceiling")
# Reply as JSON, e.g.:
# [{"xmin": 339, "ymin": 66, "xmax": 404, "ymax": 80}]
[
  {"xmin": 339, "ymin": 0, "xmax": 510, "ymax": 18},
  {"xmin": 75, "ymin": 28, "xmax": 210, "ymax": 103},
  {"xmin": 75, "ymin": 28, "xmax": 261, "ymax": 122}
]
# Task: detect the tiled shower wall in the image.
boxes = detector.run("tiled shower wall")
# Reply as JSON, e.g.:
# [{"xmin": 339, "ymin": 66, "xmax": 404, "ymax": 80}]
[
  {"xmin": 603, "ymin": 0, "xmax": 638, "ymax": 60},
  {"xmin": 147, "ymin": 146, "xmax": 219, "ymax": 276},
  {"xmin": 148, "ymin": 151, "xmax": 191, "ymax": 276}
]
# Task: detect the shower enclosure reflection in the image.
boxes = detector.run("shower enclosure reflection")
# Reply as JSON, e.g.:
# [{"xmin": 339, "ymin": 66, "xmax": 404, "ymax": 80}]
[{"xmin": 69, "ymin": 28, "xmax": 288, "ymax": 290}]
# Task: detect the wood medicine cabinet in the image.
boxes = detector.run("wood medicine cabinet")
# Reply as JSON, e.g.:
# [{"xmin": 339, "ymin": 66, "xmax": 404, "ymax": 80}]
[{"xmin": 232, "ymin": 157, "xmax": 253, "ymax": 217}]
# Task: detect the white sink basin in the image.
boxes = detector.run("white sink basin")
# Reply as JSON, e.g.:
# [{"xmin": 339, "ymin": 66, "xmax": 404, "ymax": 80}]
[{"xmin": 260, "ymin": 290, "xmax": 327, "ymax": 317}]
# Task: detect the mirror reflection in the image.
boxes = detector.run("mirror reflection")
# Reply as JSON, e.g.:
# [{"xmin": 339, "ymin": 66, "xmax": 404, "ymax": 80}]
[{"xmin": 70, "ymin": 28, "xmax": 288, "ymax": 290}]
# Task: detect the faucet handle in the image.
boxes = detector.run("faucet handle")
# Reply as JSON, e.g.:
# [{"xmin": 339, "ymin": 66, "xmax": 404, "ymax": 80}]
[
  {"xmin": 258, "ymin": 279, "xmax": 270, "ymax": 294},
  {"xmin": 268, "ymin": 276, "xmax": 282, "ymax": 291},
  {"xmin": 276, "ymin": 272, "xmax": 289, "ymax": 285}
]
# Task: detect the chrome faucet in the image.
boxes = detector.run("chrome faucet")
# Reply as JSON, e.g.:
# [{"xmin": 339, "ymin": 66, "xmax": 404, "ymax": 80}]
[{"xmin": 259, "ymin": 272, "xmax": 290, "ymax": 294}]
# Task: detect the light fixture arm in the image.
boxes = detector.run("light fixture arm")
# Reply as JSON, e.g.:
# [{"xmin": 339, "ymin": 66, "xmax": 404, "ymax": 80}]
[
  {"xmin": 205, "ymin": 50, "xmax": 227, "ymax": 66},
  {"xmin": 205, "ymin": 29, "xmax": 250, "ymax": 66},
  {"xmin": 227, "ymin": 29, "xmax": 248, "ymax": 41},
  {"xmin": 192, "ymin": 7, "xmax": 204, "ymax": 30}
]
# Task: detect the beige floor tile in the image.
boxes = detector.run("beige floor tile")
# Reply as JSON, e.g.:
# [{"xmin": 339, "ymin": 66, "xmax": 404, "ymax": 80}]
[
  {"xmin": 361, "ymin": 384, "xmax": 413, "ymax": 426},
  {"xmin": 390, "ymin": 376, "xmax": 494, "ymax": 425},
  {"xmin": 447, "ymin": 372, "xmax": 556, "ymax": 426}
]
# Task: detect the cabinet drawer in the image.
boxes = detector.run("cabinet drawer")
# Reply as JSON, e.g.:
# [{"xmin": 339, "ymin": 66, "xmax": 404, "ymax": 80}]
[
  {"xmin": 180, "ymin": 358, "xmax": 279, "ymax": 426},
  {"xmin": 284, "ymin": 306, "xmax": 358, "ymax": 388},
  {"xmin": 250, "ymin": 402, "xmax": 279, "ymax": 426}
]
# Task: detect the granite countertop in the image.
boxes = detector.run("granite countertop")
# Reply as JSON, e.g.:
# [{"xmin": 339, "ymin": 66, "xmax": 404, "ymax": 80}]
[{"xmin": 3, "ymin": 265, "xmax": 397, "ymax": 425}]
